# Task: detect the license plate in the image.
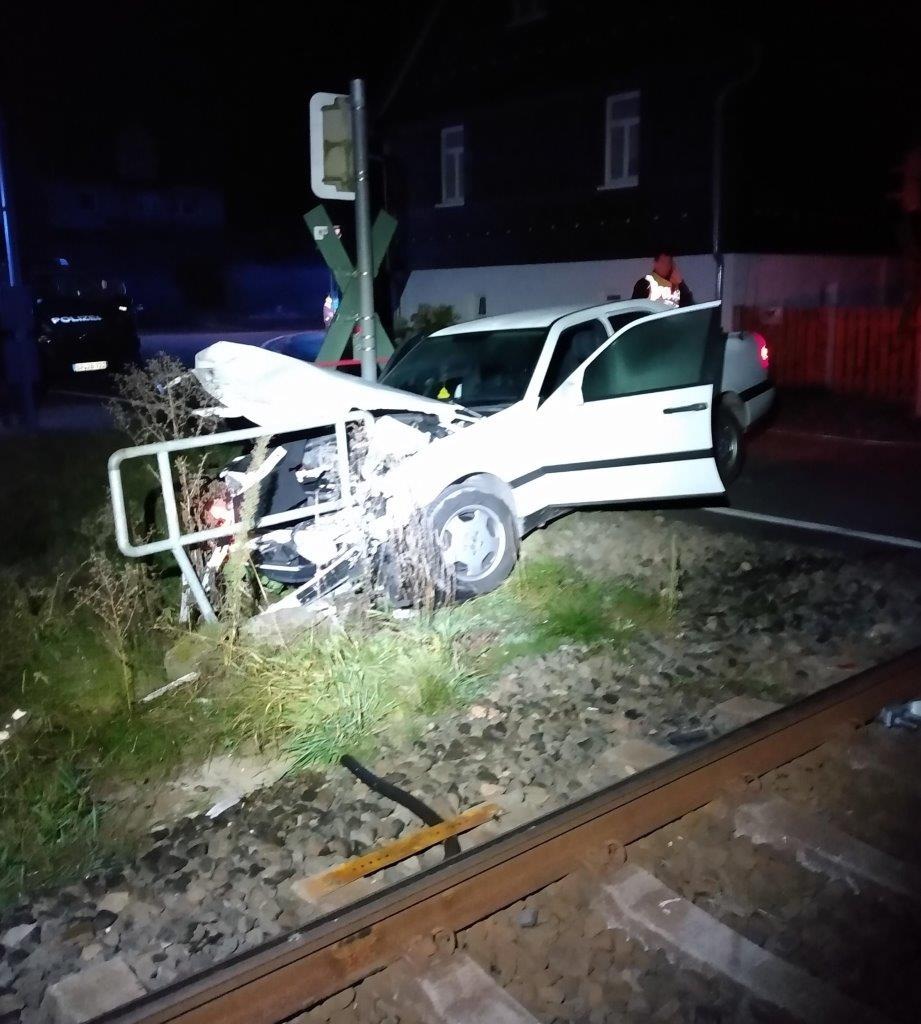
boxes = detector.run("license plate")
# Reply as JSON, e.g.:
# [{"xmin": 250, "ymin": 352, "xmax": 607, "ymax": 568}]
[{"xmin": 72, "ymin": 360, "xmax": 108, "ymax": 373}]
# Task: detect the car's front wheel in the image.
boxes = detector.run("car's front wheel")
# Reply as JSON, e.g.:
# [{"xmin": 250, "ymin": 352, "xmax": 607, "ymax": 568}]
[
  {"xmin": 430, "ymin": 484, "xmax": 519, "ymax": 600},
  {"xmin": 714, "ymin": 402, "xmax": 745, "ymax": 484}
]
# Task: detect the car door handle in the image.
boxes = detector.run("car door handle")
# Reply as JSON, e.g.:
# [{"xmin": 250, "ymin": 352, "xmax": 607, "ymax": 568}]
[{"xmin": 663, "ymin": 402, "xmax": 708, "ymax": 414}]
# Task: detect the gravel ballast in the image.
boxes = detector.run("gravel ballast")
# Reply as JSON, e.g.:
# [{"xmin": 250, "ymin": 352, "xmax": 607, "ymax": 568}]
[{"xmin": 2, "ymin": 509, "xmax": 920, "ymax": 1020}]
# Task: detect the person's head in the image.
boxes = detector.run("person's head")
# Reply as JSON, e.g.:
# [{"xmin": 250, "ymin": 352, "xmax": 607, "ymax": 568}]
[{"xmin": 652, "ymin": 252, "xmax": 674, "ymax": 278}]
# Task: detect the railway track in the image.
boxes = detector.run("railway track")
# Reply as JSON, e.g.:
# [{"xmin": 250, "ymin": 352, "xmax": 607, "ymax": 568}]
[{"xmin": 103, "ymin": 648, "xmax": 921, "ymax": 1024}]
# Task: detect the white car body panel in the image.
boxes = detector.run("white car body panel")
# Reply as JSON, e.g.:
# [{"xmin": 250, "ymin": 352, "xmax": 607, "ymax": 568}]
[
  {"xmin": 194, "ymin": 299, "xmax": 771, "ymax": 546},
  {"xmin": 194, "ymin": 340, "xmax": 465, "ymax": 431},
  {"xmin": 721, "ymin": 331, "xmax": 772, "ymax": 428},
  {"xmin": 744, "ymin": 388, "xmax": 774, "ymax": 427},
  {"xmin": 387, "ymin": 379, "xmax": 721, "ymax": 525}
]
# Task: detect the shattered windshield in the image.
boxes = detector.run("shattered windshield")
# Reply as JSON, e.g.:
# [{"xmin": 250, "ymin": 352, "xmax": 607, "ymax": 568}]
[{"xmin": 380, "ymin": 328, "xmax": 548, "ymax": 407}]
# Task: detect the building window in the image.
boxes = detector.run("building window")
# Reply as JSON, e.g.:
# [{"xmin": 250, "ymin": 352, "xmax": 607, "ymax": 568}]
[
  {"xmin": 603, "ymin": 91, "xmax": 640, "ymax": 190},
  {"xmin": 439, "ymin": 126, "xmax": 465, "ymax": 207}
]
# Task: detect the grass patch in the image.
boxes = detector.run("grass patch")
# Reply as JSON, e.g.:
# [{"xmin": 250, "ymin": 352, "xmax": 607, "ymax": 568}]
[
  {"xmin": 0, "ymin": 761, "xmax": 101, "ymax": 901},
  {"xmin": 0, "ymin": 552, "xmax": 661, "ymax": 904},
  {"xmin": 0, "ymin": 581, "xmax": 232, "ymax": 900},
  {"xmin": 0, "ymin": 432, "xmax": 149, "ymax": 574},
  {"xmin": 0, "ymin": 688, "xmax": 232, "ymax": 902},
  {"xmin": 224, "ymin": 556, "xmax": 663, "ymax": 773}
]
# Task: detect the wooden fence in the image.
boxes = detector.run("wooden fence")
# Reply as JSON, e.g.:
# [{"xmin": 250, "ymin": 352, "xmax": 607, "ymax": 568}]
[{"xmin": 735, "ymin": 306, "xmax": 920, "ymax": 406}]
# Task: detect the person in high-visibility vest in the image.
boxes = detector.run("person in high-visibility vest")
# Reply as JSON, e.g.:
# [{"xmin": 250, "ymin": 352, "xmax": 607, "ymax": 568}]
[{"xmin": 631, "ymin": 251, "xmax": 695, "ymax": 308}]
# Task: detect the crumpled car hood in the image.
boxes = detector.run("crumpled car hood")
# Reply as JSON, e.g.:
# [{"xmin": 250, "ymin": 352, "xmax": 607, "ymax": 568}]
[{"xmin": 193, "ymin": 341, "xmax": 465, "ymax": 430}]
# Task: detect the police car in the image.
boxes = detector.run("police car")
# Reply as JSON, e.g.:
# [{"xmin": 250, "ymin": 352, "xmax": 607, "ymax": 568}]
[{"xmin": 34, "ymin": 272, "xmax": 140, "ymax": 383}]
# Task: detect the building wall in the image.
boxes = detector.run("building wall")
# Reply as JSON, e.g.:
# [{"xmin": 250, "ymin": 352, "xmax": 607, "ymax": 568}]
[
  {"xmin": 385, "ymin": 3, "xmax": 911, "ymax": 273},
  {"xmin": 45, "ymin": 183, "xmax": 224, "ymax": 231},
  {"xmin": 399, "ymin": 255, "xmax": 719, "ymax": 322},
  {"xmin": 387, "ymin": 79, "xmax": 717, "ymax": 274},
  {"xmin": 399, "ymin": 253, "xmax": 902, "ymax": 327}
]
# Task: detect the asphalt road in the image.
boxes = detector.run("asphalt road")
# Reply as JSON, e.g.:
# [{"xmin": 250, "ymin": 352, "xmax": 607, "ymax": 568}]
[
  {"xmin": 683, "ymin": 426, "xmax": 921, "ymax": 555},
  {"xmin": 140, "ymin": 328, "xmax": 324, "ymax": 366}
]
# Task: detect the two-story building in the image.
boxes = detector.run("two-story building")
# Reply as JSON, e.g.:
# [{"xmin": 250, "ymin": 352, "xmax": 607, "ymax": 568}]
[{"xmin": 383, "ymin": 1, "xmax": 909, "ymax": 326}]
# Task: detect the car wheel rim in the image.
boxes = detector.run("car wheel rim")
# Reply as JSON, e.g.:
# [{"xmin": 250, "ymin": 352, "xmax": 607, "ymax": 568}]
[
  {"xmin": 717, "ymin": 419, "xmax": 739, "ymax": 469},
  {"xmin": 439, "ymin": 504, "xmax": 507, "ymax": 583}
]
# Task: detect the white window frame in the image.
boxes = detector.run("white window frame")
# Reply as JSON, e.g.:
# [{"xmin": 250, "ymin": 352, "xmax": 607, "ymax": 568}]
[
  {"xmin": 601, "ymin": 91, "xmax": 640, "ymax": 190},
  {"xmin": 438, "ymin": 125, "xmax": 465, "ymax": 207}
]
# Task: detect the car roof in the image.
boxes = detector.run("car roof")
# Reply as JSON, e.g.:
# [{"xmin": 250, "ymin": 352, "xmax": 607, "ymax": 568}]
[{"xmin": 429, "ymin": 299, "xmax": 664, "ymax": 336}]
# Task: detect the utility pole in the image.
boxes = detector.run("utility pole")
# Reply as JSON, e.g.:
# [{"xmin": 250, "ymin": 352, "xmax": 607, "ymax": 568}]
[{"xmin": 350, "ymin": 78, "xmax": 377, "ymax": 382}]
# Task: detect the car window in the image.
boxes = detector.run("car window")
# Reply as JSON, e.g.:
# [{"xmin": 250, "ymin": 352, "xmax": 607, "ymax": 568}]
[
  {"xmin": 381, "ymin": 332, "xmax": 425, "ymax": 376},
  {"xmin": 606, "ymin": 310, "xmax": 648, "ymax": 335},
  {"xmin": 539, "ymin": 319, "xmax": 608, "ymax": 400},
  {"xmin": 582, "ymin": 306, "xmax": 722, "ymax": 402},
  {"xmin": 379, "ymin": 328, "xmax": 548, "ymax": 407}
]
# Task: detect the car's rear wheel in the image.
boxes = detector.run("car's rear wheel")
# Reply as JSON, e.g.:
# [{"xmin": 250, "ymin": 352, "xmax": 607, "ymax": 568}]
[
  {"xmin": 430, "ymin": 484, "xmax": 519, "ymax": 600},
  {"xmin": 714, "ymin": 402, "xmax": 745, "ymax": 484}
]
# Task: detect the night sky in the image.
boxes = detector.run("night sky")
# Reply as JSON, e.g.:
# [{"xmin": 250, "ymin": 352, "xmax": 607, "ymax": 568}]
[{"xmin": 0, "ymin": 2, "xmax": 428, "ymax": 239}]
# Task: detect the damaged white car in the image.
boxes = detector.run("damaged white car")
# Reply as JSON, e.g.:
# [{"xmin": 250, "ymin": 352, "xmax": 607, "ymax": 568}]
[{"xmin": 110, "ymin": 300, "xmax": 773, "ymax": 617}]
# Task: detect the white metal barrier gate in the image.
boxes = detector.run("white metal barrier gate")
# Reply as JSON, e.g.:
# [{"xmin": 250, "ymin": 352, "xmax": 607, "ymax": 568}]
[{"xmin": 107, "ymin": 413, "xmax": 369, "ymax": 621}]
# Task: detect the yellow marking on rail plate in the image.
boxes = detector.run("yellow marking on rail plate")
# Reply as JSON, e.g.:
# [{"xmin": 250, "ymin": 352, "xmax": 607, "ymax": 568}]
[{"xmin": 293, "ymin": 802, "xmax": 500, "ymax": 902}]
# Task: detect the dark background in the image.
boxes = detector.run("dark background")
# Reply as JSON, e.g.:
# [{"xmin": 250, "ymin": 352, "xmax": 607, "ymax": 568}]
[
  {"xmin": 2, "ymin": 1, "xmax": 920, "ymax": 309},
  {"xmin": 0, "ymin": 2, "xmax": 431, "ymax": 259}
]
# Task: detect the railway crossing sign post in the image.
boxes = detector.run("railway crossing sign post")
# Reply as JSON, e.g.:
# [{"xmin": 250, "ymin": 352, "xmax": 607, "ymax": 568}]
[
  {"xmin": 304, "ymin": 204, "xmax": 395, "ymax": 365},
  {"xmin": 309, "ymin": 81, "xmax": 383, "ymax": 381}
]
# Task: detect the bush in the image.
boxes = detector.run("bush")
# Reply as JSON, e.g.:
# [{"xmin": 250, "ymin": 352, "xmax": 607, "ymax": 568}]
[
  {"xmin": 109, "ymin": 356, "xmax": 220, "ymax": 621},
  {"xmin": 74, "ymin": 551, "xmax": 159, "ymax": 709}
]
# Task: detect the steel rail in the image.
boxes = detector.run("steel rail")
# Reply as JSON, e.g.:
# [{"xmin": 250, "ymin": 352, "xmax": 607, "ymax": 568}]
[{"xmin": 100, "ymin": 646, "xmax": 921, "ymax": 1024}]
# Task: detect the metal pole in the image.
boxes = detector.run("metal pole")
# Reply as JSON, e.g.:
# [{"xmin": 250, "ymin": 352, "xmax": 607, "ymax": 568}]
[
  {"xmin": 156, "ymin": 449, "xmax": 217, "ymax": 622},
  {"xmin": 0, "ymin": 113, "xmax": 36, "ymax": 430},
  {"xmin": 350, "ymin": 78, "xmax": 376, "ymax": 382}
]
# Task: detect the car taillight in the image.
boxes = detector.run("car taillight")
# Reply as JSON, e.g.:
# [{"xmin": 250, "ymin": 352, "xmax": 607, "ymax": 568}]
[{"xmin": 756, "ymin": 333, "xmax": 770, "ymax": 369}]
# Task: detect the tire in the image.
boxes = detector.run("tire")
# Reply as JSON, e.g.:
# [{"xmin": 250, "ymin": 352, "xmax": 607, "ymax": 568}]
[
  {"xmin": 430, "ymin": 484, "xmax": 519, "ymax": 600},
  {"xmin": 714, "ymin": 402, "xmax": 745, "ymax": 485}
]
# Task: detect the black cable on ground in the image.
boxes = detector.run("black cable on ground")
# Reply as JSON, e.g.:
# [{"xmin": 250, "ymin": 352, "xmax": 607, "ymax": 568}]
[{"xmin": 340, "ymin": 754, "xmax": 461, "ymax": 859}]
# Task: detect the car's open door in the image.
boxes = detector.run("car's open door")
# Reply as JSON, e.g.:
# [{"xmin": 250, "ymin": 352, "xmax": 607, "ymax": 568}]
[{"xmin": 512, "ymin": 303, "xmax": 725, "ymax": 514}]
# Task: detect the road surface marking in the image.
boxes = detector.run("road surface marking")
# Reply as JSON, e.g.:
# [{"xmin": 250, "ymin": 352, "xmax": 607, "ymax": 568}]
[
  {"xmin": 771, "ymin": 428, "xmax": 921, "ymax": 450},
  {"xmin": 704, "ymin": 506, "xmax": 921, "ymax": 550}
]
